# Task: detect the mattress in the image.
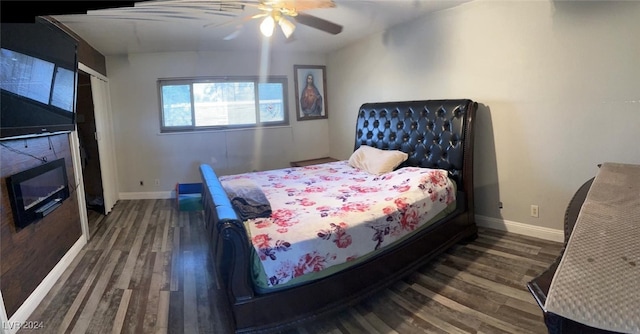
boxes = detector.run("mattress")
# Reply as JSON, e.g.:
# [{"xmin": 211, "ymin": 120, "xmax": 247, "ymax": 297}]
[
  {"xmin": 545, "ymin": 162, "xmax": 640, "ymax": 333},
  {"xmin": 219, "ymin": 161, "xmax": 457, "ymax": 291}
]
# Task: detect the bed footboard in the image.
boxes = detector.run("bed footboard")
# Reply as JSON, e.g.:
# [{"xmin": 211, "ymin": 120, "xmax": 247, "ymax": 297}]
[
  {"xmin": 200, "ymin": 164, "xmax": 476, "ymax": 332},
  {"xmin": 199, "ymin": 164, "xmax": 254, "ymax": 302}
]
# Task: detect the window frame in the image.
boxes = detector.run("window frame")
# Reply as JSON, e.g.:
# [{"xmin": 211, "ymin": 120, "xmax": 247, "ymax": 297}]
[{"xmin": 158, "ymin": 75, "xmax": 289, "ymax": 133}]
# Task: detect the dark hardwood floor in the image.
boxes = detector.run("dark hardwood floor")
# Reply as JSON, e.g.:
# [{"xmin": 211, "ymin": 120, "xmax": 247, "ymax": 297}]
[{"xmin": 20, "ymin": 199, "xmax": 563, "ymax": 333}]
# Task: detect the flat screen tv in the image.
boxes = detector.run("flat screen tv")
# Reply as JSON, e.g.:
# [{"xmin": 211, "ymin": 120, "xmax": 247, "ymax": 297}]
[{"xmin": 0, "ymin": 17, "xmax": 78, "ymax": 140}]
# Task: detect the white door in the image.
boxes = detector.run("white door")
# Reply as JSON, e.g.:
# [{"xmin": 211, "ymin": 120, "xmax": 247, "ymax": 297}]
[
  {"xmin": 91, "ymin": 75, "xmax": 118, "ymax": 214},
  {"xmin": 87, "ymin": 70, "xmax": 119, "ymax": 214}
]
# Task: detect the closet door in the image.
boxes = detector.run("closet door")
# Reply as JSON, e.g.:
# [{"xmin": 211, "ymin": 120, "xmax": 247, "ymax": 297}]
[{"xmin": 90, "ymin": 75, "xmax": 119, "ymax": 214}]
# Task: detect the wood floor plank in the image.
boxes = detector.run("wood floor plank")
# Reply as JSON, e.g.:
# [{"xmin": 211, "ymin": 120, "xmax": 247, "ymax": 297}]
[
  {"xmin": 20, "ymin": 200, "xmax": 562, "ymax": 334},
  {"xmin": 25, "ymin": 248, "xmax": 87, "ymax": 321},
  {"xmin": 439, "ymin": 254, "xmax": 527, "ymax": 287},
  {"xmin": 57, "ymin": 231, "xmax": 121, "ymax": 333},
  {"xmin": 111, "ymin": 289, "xmax": 132, "ymax": 334},
  {"xmin": 182, "ymin": 251, "xmax": 199, "ymax": 334},
  {"xmin": 83, "ymin": 256, "xmax": 126, "ymax": 334},
  {"xmin": 505, "ymin": 295, "xmax": 543, "ymax": 317},
  {"xmin": 142, "ymin": 251, "xmax": 164, "ymax": 333},
  {"xmin": 392, "ymin": 279, "xmax": 483, "ymax": 333},
  {"xmin": 345, "ymin": 308, "xmax": 381, "ymax": 334},
  {"xmin": 170, "ymin": 226, "xmax": 181, "ymax": 292},
  {"xmin": 70, "ymin": 249, "xmax": 122, "ymax": 334},
  {"xmin": 115, "ymin": 200, "xmax": 154, "ymax": 290},
  {"xmin": 496, "ymin": 303, "xmax": 547, "ymax": 329},
  {"xmin": 151, "ymin": 209, "xmax": 167, "ymax": 252},
  {"xmin": 445, "ymin": 248, "xmax": 538, "ymax": 277},
  {"xmin": 21, "ymin": 250, "xmax": 100, "ymax": 333},
  {"xmin": 385, "ymin": 289, "xmax": 470, "ymax": 334},
  {"xmin": 155, "ymin": 290, "xmax": 170, "ymax": 334},
  {"xmin": 112, "ymin": 204, "xmax": 142, "ymax": 250},
  {"xmin": 167, "ymin": 290, "xmax": 184, "ymax": 334},
  {"xmin": 121, "ymin": 251, "xmax": 155, "ymax": 333},
  {"xmin": 476, "ymin": 234, "xmax": 543, "ymax": 255},
  {"xmin": 464, "ymin": 244, "xmax": 553, "ymax": 268},
  {"xmin": 432, "ymin": 262, "xmax": 534, "ymax": 303},
  {"xmin": 364, "ymin": 294, "xmax": 431, "ymax": 334},
  {"xmin": 479, "ymin": 227, "xmax": 562, "ymax": 248},
  {"xmin": 410, "ymin": 270, "xmax": 505, "ymax": 316},
  {"xmin": 159, "ymin": 251, "xmax": 172, "ymax": 293},
  {"xmin": 160, "ymin": 209, "xmax": 171, "ymax": 253},
  {"xmin": 407, "ymin": 283, "xmax": 540, "ymax": 334},
  {"xmin": 474, "ymin": 239, "xmax": 560, "ymax": 264},
  {"xmin": 337, "ymin": 312, "xmax": 368, "ymax": 334}
]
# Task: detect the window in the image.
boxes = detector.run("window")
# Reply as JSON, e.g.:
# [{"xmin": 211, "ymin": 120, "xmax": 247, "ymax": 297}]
[{"xmin": 159, "ymin": 76, "xmax": 288, "ymax": 132}]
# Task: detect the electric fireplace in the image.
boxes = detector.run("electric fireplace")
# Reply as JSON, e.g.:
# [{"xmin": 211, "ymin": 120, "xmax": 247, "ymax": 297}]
[{"xmin": 5, "ymin": 157, "xmax": 70, "ymax": 229}]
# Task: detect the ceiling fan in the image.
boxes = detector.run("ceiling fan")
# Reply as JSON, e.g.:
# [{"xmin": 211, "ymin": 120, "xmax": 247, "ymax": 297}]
[
  {"xmin": 222, "ymin": 0, "xmax": 343, "ymax": 39},
  {"xmin": 83, "ymin": 0, "xmax": 342, "ymax": 40}
]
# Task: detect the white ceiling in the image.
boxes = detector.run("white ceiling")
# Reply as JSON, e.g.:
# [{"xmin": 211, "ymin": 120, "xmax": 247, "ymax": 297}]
[{"xmin": 50, "ymin": 0, "xmax": 471, "ymax": 56}]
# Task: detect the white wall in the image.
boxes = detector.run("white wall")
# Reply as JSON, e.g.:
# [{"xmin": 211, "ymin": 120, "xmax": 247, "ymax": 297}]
[
  {"xmin": 106, "ymin": 50, "xmax": 330, "ymax": 195},
  {"xmin": 327, "ymin": 0, "xmax": 640, "ymax": 232},
  {"xmin": 104, "ymin": 1, "xmax": 639, "ymax": 234}
]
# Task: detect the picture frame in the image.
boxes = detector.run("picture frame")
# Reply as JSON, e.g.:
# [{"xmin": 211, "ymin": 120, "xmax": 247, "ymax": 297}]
[{"xmin": 294, "ymin": 65, "xmax": 328, "ymax": 121}]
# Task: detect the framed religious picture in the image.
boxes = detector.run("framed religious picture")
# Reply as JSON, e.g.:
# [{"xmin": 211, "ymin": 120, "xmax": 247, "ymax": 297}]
[{"xmin": 294, "ymin": 65, "xmax": 328, "ymax": 121}]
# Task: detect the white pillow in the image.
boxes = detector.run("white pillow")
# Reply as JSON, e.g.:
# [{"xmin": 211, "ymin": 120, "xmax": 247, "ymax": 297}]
[{"xmin": 348, "ymin": 145, "xmax": 408, "ymax": 175}]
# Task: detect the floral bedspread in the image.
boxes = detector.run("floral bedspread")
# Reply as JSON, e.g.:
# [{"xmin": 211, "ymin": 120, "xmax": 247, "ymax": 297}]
[{"xmin": 219, "ymin": 161, "xmax": 456, "ymax": 288}]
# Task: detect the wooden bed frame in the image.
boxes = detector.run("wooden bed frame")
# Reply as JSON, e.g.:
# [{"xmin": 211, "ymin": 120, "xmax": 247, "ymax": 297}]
[{"xmin": 200, "ymin": 99, "xmax": 478, "ymax": 333}]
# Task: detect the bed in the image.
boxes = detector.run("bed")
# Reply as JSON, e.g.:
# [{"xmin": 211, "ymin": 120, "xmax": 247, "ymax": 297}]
[{"xmin": 200, "ymin": 99, "xmax": 478, "ymax": 333}]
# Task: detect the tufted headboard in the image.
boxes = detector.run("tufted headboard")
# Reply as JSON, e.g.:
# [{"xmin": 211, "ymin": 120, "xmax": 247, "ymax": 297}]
[{"xmin": 354, "ymin": 99, "xmax": 477, "ymax": 191}]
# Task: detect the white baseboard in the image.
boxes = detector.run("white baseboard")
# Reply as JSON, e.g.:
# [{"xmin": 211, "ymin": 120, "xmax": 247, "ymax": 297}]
[
  {"xmin": 475, "ymin": 214, "xmax": 564, "ymax": 243},
  {"xmin": 5, "ymin": 237, "xmax": 86, "ymax": 334},
  {"xmin": 119, "ymin": 191, "xmax": 173, "ymax": 200}
]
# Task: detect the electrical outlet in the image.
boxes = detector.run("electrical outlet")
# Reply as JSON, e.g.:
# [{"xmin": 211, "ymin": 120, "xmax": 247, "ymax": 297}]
[
  {"xmin": 154, "ymin": 179, "xmax": 160, "ymax": 186},
  {"xmin": 498, "ymin": 201, "xmax": 503, "ymax": 209},
  {"xmin": 531, "ymin": 205, "xmax": 539, "ymax": 218}
]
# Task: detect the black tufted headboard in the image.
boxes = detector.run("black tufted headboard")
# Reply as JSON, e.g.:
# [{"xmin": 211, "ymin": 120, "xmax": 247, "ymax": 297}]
[{"xmin": 354, "ymin": 99, "xmax": 477, "ymax": 191}]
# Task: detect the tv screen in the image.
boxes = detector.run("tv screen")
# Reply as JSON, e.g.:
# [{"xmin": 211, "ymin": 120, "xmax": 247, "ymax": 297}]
[{"xmin": 0, "ymin": 17, "xmax": 78, "ymax": 139}]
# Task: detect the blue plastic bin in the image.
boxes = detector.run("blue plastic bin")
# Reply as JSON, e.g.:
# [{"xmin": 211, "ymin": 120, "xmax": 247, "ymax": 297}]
[{"xmin": 175, "ymin": 183, "xmax": 203, "ymax": 211}]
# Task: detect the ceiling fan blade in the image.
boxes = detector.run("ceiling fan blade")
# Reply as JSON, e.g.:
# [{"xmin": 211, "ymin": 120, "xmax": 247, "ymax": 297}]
[
  {"xmin": 251, "ymin": 13, "xmax": 268, "ymax": 19},
  {"xmin": 224, "ymin": 26, "xmax": 243, "ymax": 40},
  {"xmin": 278, "ymin": 16, "xmax": 295, "ymax": 38},
  {"xmin": 279, "ymin": 0, "xmax": 336, "ymax": 11},
  {"xmin": 203, "ymin": 12, "xmax": 265, "ymax": 28},
  {"xmin": 293, "ymin": 12, "xmax": 342, "ymax": 35}
]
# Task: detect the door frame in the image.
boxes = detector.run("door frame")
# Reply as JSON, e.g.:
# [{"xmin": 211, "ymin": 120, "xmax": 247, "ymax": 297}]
[{"xmin": 74, "ymin": 63, "xmax": 119, "ymax": 240}]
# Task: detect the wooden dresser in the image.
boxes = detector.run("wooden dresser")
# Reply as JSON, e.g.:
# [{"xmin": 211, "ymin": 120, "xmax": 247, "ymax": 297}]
[{"xmin": 290, "ymin": 157, "xmax": 338, "ymax": 167}]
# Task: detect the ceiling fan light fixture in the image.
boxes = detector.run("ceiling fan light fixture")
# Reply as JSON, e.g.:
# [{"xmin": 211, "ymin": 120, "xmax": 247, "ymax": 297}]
[
  {"xmin": 260, "ymin": 15, "xmax": 275, "ymax": 37},
  {"xmin": 279, "ymin": 17, "xmax": 295, "ymax": 39}
]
